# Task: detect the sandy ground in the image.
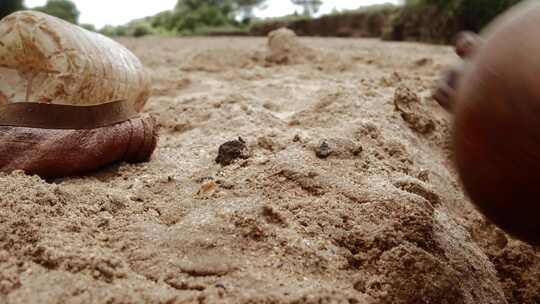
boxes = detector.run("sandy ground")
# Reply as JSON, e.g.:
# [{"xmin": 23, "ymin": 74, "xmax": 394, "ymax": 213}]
[{"xmin": 1, "ymin": 35, "xmax": 540, "ymax": 304}]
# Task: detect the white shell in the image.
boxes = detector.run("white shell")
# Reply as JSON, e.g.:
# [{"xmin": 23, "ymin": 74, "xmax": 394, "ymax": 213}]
[{"xmin": 0, "ymin": 11, "xmax": 151, "ymax": 111}]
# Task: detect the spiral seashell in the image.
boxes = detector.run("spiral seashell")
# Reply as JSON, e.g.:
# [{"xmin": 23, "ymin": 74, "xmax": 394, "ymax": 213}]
[
  {"xmin": 0, "ymin": 11, "xmax": 151, "ymax": 111},
  {"xmin": 0, "ymin": 11, "xmax": 157, "ymax": 178}
]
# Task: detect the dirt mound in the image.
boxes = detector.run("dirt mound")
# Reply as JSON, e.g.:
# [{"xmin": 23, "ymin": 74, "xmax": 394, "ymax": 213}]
[
  {"xmin": 265, "ymin": 28, "xmax": 350, "ymax": 72},
  {"xmin": 266, "ymin": 28, "xmax": 318, "ymax": 64},
  {"xmin": 182, "ymin": 29, "xmax": 350, "ymax": 73},
  {"xmin": 394, "ymin": 85, "xmax": 436, "ymax": 134}
]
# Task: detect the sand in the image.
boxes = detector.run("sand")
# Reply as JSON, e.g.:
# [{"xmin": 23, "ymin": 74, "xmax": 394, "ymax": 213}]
[{"xmin": 1, "ymin": 34, "xmax": 539, "ymax": 304}]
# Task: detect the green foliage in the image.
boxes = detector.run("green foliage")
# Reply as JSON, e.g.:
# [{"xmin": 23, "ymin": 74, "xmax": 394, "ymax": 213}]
[
  {"xmin": 175, "ymin": 0, "xmax": 268, "ymax": 30},
  {"xmin": 0, "ymin": 0, "xmax": 24, "ymax": 20},
  {"xmin": 171, "ymin": 0, "xmax": 235, "ymax": 32},
  {"xmin": 99, "ymin": 0, "xmax": 267, "ymax": 37},
  {"xmin": 343, "ymin": 3, "xmax": 399, "ymax": 14},
  {"xmin": 99, "ymin": 21, "xmax": 156, "ymax": 37},
  {"xmin": 99, "ymin": 25, "xmax": 118, "ymax": 37},
  {"xmin": 130, "ymin": 21, "xmax": 155, "ymax": 37},
  {"xmin": 34, "ymin": 0, "xmax": 80, "ymax": 24},
  {"xmin": 150, "ymin": 10, "xmax": 176, "ymax": 30},
  {"xmin": 103, "ymin": 0, "xmax": 267, "ymax": 37},
  {"xmin": 406, "ymin": 0, "xmax": 523, "ymax": 31},
  {"xmin": 80, "ymin": 23, "xmax": 96, "ymax": 32},
  {"xmin": 291, "ymin": 0, "xmax": 323, "ymax": 16},
  {"xmin": 233, "ymin": 0, "xmax": 267, "ymax": 19}
]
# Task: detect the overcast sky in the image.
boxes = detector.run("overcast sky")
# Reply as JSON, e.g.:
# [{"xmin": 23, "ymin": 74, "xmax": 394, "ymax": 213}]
[{"xmin": 24, "ymin": 0, "xmax": 399, "ymax": 28}]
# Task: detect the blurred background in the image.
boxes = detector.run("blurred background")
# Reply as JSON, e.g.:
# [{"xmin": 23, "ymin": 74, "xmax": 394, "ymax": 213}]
[{"xmin": 0, "ymin": 0, "xmax": 524, "ymax": 43}]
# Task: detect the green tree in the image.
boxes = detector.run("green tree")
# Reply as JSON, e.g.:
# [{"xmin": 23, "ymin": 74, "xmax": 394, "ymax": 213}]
[
  {"xmin": 172, "ymin": 0, "xmax": 235, "ymax": 32},
  {"xmin": 151, "ymin": 10, "xmax": 176, "ymax": 30},
  {"xmin": 175, "ymin": 0, "xmax": 266, "ymax": 20},
  {"xmin": 1, "ymin": 0, "xmax": 24, "ymax": 19},
  {"xmin": 233, "ymin": 0, "xmax": 267, "ymax": 19},
  {"xmin": 34, "ymin": 0, "xmax": 80, "ymax": 24},
  {"xmin": 99, "ymin": 25, "xmax": 117, "ymax": 36},
  {"xmin": 129, "ymin": 20, "xmax": 155, "ymax": 37},
  {"xmin": 176, "ymin": 0, "xmax": 233, "ymax": 12},
  {"xmin": 291, "ymin": 0, "xmax": 323, "ymax": 17},
  {"xmin": 103, "ymin": 0, "xmax": 264, "ymax": 37}
]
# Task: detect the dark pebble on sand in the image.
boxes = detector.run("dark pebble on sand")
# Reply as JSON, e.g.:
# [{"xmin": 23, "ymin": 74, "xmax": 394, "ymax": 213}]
[
  {"xmin": 316, "ymin": 141, "xmax": 332, "ymax": 158},
  {"xmin": 215, "ymin": 283, "xmax": 226, "ymax": 289},
  {"xmin": 216, "ymin": 137, "xmax": 249, "ymax": 166}
]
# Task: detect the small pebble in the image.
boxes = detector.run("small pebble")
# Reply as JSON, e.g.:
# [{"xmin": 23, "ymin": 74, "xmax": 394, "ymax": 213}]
[
  {"xmin": 315, "ymin": 141, "xmax": 332, "ymax": 158},
  {"xmin": 197, "ymin": 180, "xmax": 217, "ymax": 196},
  {"xmin": 215, "ymin": 137, "xmax": 249, "ymax": 166},
  {"xmin": 215, "ymin": 283, "xmax": 226, "ymax": 289},
  {"xmin": 353, "ymin": 145, "xmax": 363, "ymax": 156}
]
